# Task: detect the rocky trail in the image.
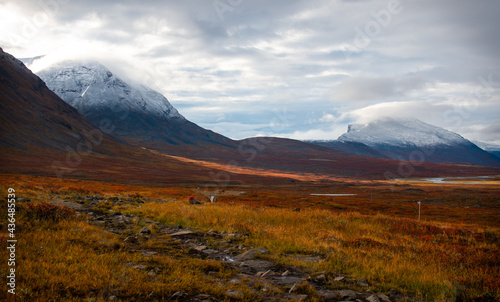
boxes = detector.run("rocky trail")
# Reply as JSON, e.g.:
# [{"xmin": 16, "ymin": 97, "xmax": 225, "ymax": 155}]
[{"xmin": 49, "ymin": 195, "xmax": 410, "ymax": 302}]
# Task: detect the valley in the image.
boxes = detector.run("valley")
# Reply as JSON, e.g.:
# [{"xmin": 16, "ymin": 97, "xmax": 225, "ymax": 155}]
[
  {"xmin": 0, "ymin": 173, "xmax": 498, "ymax": 302},
  {"xmin": 1, "ymin": 48, "xmax": 499, "ymax": 302}
]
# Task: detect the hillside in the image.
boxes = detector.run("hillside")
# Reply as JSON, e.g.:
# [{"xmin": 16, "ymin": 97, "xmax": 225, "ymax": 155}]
[
  {"xmin": 310, "ymin": 118, "xmax": 500, "ymax": 167},
  {"xmin": 37, "ymin": 61, "xmax": 235, "ymax": 147}
]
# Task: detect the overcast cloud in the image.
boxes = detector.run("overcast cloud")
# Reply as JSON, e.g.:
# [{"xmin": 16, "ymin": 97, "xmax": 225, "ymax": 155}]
[{"xmin": 1, "ymin": 0, "xmax": 499, "ymax": 143}]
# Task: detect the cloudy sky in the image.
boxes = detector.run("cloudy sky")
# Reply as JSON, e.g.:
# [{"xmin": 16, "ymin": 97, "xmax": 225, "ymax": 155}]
[{"xmin": 1, "ymin": 0, "xmax": 500, "ymax": 144}]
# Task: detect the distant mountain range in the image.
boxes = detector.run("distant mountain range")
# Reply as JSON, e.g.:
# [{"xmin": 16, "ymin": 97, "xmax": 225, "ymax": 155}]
[
  {"xmin": 0, "ymin": 48, "xmax": 246, "ymax": 184},
  {"xmin": 309, "ymin": 118, "xmax": 500, "ymax": 167},
  {"xmin": 2, "ymin": 49, "xmax": 498, "ymax": 184}
]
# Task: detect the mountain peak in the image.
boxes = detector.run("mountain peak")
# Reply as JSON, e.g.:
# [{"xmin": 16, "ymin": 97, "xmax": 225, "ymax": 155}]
[
  {"xmin": 38, "ymin": 60, "xmax": 184, "ymax": 121},
  {"xmin": 35, "ymin": 59, "xmax": 233, "ymax": 146},
  {"xmin": 341, "ymin": 117, "xmax": 466, "ymax": 148}
]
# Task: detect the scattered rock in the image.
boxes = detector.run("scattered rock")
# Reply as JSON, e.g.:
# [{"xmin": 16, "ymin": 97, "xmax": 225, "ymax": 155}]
[
  {"xmin": 123, "ymin": 235, "xmax": 137, "ymax": 244},
  {"xmin": 338, "ymin": 289, "xmax": 357, "ymax": 301},
  {"xmin": 147, "ymin": 270, "xmax": 156, "ymax": 276},
  {"xmin": 271, "ymin": 276, "xmax": 306, "ymax": 287},
  {"xmin": 367, "ymin": 295, "xmax": 381, "ymax": 302},
  {"xmin": 223, "ymin": 233, "xmax": 237, "ymax": 239},
  {"xmin": 239, "ymin": 260, "xmax": 275, "ymax": 273},
  {"xmin": 169, "ymin": 230, "xmax": 194, "ymax": 237},
  {"xmin": 318, "ymin": 290, "xmax": 339, "ymax": 302},
  {"xmin": 206, "ymin": 229, "xmax": 218, "ymax": 236},
  {"xmin": 378, "ymin": 293, "xmax": 391, "ymax": 302},
  {"xmin": 357, "ymin": 278, "xmax": 369, "ymax": 287},
  {"xmin": 256, "ymin": 269, "xmax": 275, "ymax": 278},
  {"xmin": 225, "ymin": 289, "xmax": 244, "ymax": 299},
  {"xmin": 261, "ymin": 284, "xmax": 278, "ymax": 293},
  {"xmin": 131, "ymin": 264, "xmax": 148, "ymax": 270},
  {"xmin": 194, "ymin": 294, "xmax": 212, "ymax": 301},
  {"xmin": 233, "ymin": 248, "xmax": 270, "ymax": 261},
  {"xmin": 194, "ymin": 245, "xmax": 207, "ymax": 251},
  {"xmin": 201, "ymin": 249, "xmax": 219, "ymax": 255},
  {"xmin": 388, "ymin": 288, "xmax": 405, "ymax": 301},
  {"xmin": 171, "ymin": 291, "xmax": 183, "ymax": 298},
  {"xmin": 284, "ymin": 294, "xmax": 308, "ymax": 301},
  {"xmin": 315, "ymin": 274, "xmax": 327, "ymax": 282},
  {"xmin": 282, "ymin": 270, "xmax": 291, "ymax": 276},
  {"xmin": 334, "ymin": 276, "xmax": 345, "ymax": 282},
  {"xmin": 139, "ymin": 227, "xmax": 151, "ymax": 234}
]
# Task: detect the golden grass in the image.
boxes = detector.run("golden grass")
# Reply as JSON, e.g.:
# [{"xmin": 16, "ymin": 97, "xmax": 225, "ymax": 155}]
[
  {"xmin": 126, "ymin": 201, "xmax": 499, "ymax": 301},
  {"xmin": 1, "ymin": 173, "xmax": 498, "ymax": 301},
  {"xmin": 0, "ymin": 204, "xmax": 255, "ymax": 301}
]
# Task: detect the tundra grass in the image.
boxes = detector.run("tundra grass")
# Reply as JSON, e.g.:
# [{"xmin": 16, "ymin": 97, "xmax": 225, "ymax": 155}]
[
  {"xmin": 0, "ymin": 203, "xmax": 253, "ymax": 302},
  {"xmin": 127, "ymin": 201, "xmax": 499, "ymax": 301}
]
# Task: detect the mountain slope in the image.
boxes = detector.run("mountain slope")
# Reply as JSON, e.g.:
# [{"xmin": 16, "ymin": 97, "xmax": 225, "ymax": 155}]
[
  {"xmin": 36, "ymin": 61, "xmax": 235, "ymax": 147},
  {"xmin": 0, "ymin": 48, "xmax": 264, "ymax": 184},
  {"xmin": 313, "ymin": 118, "xmax": 500, "ymax": 167},
  {"xmin": 473, "ymin": 141, "xmax": 500, "ymax": 160},
  {"xmin": 0, "ymin": 50, "xmax": 118, "ymax": 153}
]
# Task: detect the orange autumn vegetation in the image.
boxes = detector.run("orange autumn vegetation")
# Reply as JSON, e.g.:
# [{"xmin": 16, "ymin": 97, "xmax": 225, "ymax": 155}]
[{"xmin": 0, "ymin": 173, "xmax": 498, "ymax": 301}]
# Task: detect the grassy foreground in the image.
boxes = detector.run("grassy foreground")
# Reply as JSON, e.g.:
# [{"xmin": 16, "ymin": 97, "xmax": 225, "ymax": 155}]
[
  {"xmin": 0, "ymin": 174, "xmax": 499, "ymax": 301},
  {"xmin": 128, "ymin": 201, "xmax": 499, "ymax": 301}
]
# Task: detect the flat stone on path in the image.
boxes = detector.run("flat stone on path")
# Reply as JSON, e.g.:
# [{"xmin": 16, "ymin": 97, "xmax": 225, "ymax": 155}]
[
  {"xmin": 225, "ymin": 289, "xmax": 244, "ymax": 299},
  {"xmin": 201, "ymin": 249, "xmax": 219, "ymax": 255},
  {"xmin": 169, "ymin": 230, "xmax": 194, "ymax": 237},
  {"xmin": 233, "ymin": 248, "xmax": 270, "ymax": 261},
  {"xmin": 357, "ymin": 278, "xmax": 370, "ymax": 287},
  {"xmin": 194, "ymin": 245, "xmax": 207, "ymax": 251},
  {"xmin": 271, "ymin": 276, "xmax": 307, "ymax": 287},
  {"xmin": 239, "ymin": 260, "xmax": 274, "ymax": 272},
  {"xmin": 338, "ymin": 289, "xmax": 357, "ymax": 301},
  {"xmin": 367, "ymin": 295, "xmax": 381, "ymax": 302},
  {"xmin": 284, "ymin": 294, "xmax": 308, "ymax": 301},
  {"xmin": 49, "ymin": 200, "xmax": 83, "ymax": 209}
]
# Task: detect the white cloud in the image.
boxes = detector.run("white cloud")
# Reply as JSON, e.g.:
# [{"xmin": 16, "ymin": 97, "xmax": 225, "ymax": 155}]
[{"xmin": 1, "ymin": 0, "xmax": 499, "ymax": 142}]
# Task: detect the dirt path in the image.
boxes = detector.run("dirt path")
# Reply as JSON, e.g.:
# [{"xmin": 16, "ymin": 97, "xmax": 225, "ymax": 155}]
[{"xmin": 52, "ymin": 196, "xmax": 407, "ymax": 302}]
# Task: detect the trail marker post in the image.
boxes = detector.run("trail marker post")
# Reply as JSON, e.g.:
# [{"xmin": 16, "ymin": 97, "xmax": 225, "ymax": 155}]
[{"xmin": 418, "ymin": 201, "xmax": 421, "ymax": 221}]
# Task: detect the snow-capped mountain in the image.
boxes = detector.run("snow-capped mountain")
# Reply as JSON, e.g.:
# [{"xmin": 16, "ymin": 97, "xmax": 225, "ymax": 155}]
[
  {"xmin": 310, "ymin": 118, "xmax": 500, "ymax": 167},
  {"xmin": 0, "ymin": 48, "xmax": 118, "ymax": 153},
  {"xmin": 338, "ymin": 118, "xmax": 466, "ymax": 148},
  {"xmin": 36, "ymin": 61, "xmax": 233, "ymax": 146}
]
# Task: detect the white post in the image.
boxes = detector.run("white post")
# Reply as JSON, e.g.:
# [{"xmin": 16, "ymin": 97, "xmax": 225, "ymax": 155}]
[{"xmin": 418, "ymin": 201, "xmax": 421, "ymax": 221}]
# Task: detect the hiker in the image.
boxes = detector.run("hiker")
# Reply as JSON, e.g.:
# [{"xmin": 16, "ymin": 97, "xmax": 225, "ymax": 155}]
[{"xmin": 188, "ymin": 195, "xmax": 201, "ymax": 205}]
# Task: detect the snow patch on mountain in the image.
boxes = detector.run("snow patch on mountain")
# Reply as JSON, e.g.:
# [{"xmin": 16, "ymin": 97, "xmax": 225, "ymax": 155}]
[
  {"xmin": 338, "ymin": 117, "xmax": 468, "ymax": 148},
  {"xmin": 37, "ymin": 61, "xmax": 184, "ymax": 121}
]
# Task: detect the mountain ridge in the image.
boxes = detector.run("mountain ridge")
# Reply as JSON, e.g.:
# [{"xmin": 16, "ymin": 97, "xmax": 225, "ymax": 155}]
[{"xmin": 309, "ymin": 118, "xmax": 500, "ymax": 167}]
